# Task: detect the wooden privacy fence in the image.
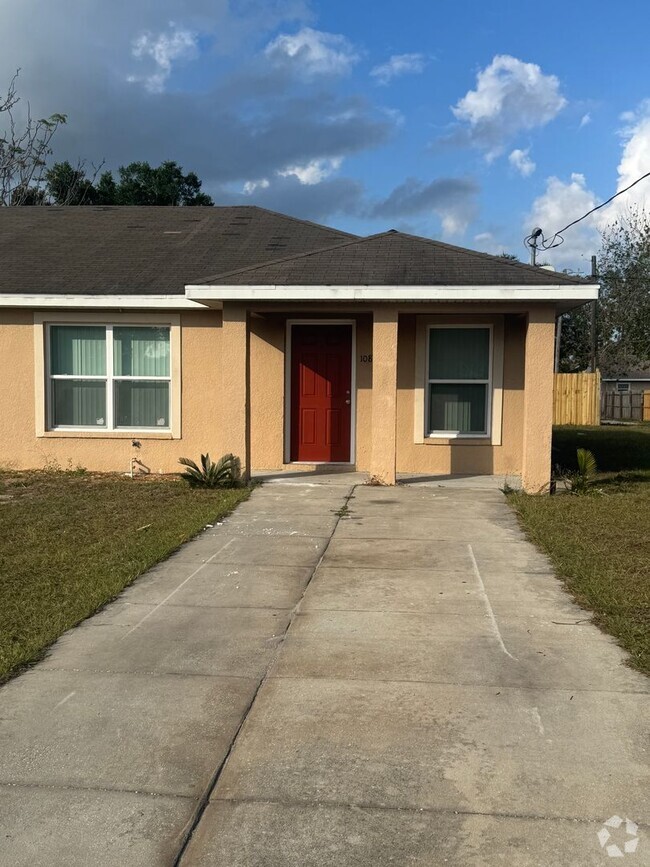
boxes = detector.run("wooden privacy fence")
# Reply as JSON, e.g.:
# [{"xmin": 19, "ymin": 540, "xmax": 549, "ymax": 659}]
[
  {"xmin": 553, "ymin": 371, "xmax": 601, "ymax": 426},
  {"xmin": 601, "ymin": 390, "xmax": 645, "ymax": 422}
]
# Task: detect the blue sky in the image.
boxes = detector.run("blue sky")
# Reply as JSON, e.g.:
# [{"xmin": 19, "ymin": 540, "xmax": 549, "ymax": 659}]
[{"xmin": 2, "ymin": 0, "xmax": 650, "ymax": 271}]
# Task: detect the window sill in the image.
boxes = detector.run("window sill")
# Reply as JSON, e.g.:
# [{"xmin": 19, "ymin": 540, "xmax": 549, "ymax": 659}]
[
  {"xmin": 39, "ymin": 430, "xmax": 176, "ymax": 440},
  {"xmin": 424, "ymin": 435, "xmax": 492, "ymax": 446}
]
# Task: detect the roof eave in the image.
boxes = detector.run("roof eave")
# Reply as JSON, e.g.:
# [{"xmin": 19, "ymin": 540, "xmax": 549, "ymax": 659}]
[
  {"xmin": 185, "ymin": 284, "xmax": 600, "ymax": 306},
  {"xmin": 0, "ymin": 294, "xmax": 204, "ymax": 309}
]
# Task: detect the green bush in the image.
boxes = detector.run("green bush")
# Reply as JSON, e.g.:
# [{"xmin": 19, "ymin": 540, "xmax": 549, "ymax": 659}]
[
  {"xmin": 566, "ymin": 448, "xmax": 598, "ymax": 494},
  {"xmin": 178, "ymin": 453, "xmax": 242, "ymax": 488}
]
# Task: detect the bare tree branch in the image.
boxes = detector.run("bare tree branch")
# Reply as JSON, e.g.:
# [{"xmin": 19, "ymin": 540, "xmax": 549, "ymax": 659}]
[{"xmin": 0, "ymin": 69, "xmax": 67, "ymax": 206}]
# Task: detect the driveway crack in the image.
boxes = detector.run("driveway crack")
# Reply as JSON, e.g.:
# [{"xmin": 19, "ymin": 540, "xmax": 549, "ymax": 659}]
[{"xmin": 172, "ymin": 483, "xmax": 357, "ymax": 866}]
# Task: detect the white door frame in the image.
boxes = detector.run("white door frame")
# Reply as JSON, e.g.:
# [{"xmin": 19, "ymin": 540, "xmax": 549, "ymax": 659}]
[{"xmin": 284, "ymin": 318, "xmax": 357, "ymax": 465}]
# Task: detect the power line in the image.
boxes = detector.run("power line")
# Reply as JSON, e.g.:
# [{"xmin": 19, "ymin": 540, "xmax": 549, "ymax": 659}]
[{"xmin": 525, "ymin": 170, "xmax": 650, "ymax": 257}]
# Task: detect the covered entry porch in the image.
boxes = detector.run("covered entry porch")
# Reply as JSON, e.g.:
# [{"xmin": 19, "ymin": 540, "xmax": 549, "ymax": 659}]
[{"xmin": 216, "ymin": 301, "xmax": 557, "ymax": 492}]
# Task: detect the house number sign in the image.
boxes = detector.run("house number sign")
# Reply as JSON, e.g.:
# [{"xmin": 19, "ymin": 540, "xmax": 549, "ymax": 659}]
[{"xmin": 359, "ymin": 354, "xmax": 373, "ymax": 363}]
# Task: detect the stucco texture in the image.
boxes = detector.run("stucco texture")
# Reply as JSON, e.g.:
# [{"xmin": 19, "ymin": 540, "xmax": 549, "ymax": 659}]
[
  {"xmin": 0, "ymin": 309, "xmax": 224, "ymax": 475},
  {"xmin": 0, "ymin": 304, "xmax": 556, "ymax": 490}
]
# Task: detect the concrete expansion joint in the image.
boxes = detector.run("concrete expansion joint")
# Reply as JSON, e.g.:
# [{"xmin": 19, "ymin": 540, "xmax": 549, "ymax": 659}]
[
  {"xmin": 208, "ymin": 794, "xmax": 644, "ymax": 828},
  {"xmin": 172, "ymin": 484, "xmax": 358, "ymax": 867},
  {"xmin": 0, "ymin": 779, "xmax": 195, "ymax": 800},
  {"xmin": 113, "ymin": 600, "xmax": 296, "ymax": 611},
  {"xmin": 37, "ymin": 666, "xmax": 257, "ymax": 682},
  {"xmin": 260, "ymin": 672, "xmax": 650, "ymax": 696}
]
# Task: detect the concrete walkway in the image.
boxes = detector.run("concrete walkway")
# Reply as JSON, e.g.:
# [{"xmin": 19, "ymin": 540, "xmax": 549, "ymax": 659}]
[{"xmin": 1, "ymin": 478, "xmax": 648, "ymax": 865}]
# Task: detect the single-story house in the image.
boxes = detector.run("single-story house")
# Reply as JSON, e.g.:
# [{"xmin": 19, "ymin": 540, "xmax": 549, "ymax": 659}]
[
  {"xmin": 601, "ymin": 370, "xmax": 650, "ymax": 395},
  {"xmin": 601, "ymin": 369, "xmax": 650, "ymax": 422},
  {"xmin": 0, "ymin": 206, "xmax": 599, "ymax": 491}
]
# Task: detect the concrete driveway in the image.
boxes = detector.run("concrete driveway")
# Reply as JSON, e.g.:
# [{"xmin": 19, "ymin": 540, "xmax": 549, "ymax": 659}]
[{"xmin": 0, "ymin": 476, "xmax": 647, "ymax": 865}]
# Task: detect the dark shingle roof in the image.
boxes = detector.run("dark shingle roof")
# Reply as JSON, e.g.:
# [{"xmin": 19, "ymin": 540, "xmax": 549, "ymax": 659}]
[
  {"xmin": 199, "ymin": 230, "xmax": 588, "ymax": 287},
  {"xmin": 0, "ymin": 205, "xmax": 355, "ymax": 295},
  {"xmin": 602, "ymin": 369, "xmax": 650, "ymax": 381}
]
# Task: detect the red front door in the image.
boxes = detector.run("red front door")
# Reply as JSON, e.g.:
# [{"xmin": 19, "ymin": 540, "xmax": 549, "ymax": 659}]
[{"xmin": 290, "ymin": 324, "xmax": 352, "ymax": 463}]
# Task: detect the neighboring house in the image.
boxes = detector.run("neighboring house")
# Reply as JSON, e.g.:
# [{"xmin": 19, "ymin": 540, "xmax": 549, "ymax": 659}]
[
  {"xmin": 601, "ymin": 370, "xmax": 650, "ymax": 394},
  {"xmin": 0, "ymin": 206, "xmax": 598, "ymax": 491},
  {"xmin": 601, "ymin": 370, "xmax": 650, "ymax": 422}
]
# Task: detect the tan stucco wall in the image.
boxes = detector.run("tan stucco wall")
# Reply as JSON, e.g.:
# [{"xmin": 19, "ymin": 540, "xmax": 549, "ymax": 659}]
[
  {"xmin": 395, "ymin": 313, "xmax": 527, "ymax": 480},
  {"xmin": 0, "ymin": 304, "xmax": 554, "ymax": 489},
  {"xmin": 0, "ymin": 308, "xmax": 225, "ymax": 474},
  {"xmin": 247, "ymin": 312, "xmax": 373, "ymax": 470},
  {"xmin": 522, "ymin": 306, "xmax": 556, "ymax": 492},
  {"xmin": 370, "ymin": 307, "xmax": 399, "ymax": 484}
]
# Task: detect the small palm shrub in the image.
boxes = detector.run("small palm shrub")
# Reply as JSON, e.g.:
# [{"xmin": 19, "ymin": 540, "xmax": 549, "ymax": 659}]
[
  {"xmin": 567, "ymin": 448, "xmax": 598, "ymax": 494},
  {"xmin": 178, "ymin": 453, "xmax": 242, "ymax": 488}
]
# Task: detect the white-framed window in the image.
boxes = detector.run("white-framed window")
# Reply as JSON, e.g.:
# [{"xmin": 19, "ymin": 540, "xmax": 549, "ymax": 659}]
[
  {"xmin": 426, "ymin": 325, "xmax": 492, "ymax": 438},
  {"xmin": 47, "ymin": 324, "xmax": 171, "ymax": 431}
]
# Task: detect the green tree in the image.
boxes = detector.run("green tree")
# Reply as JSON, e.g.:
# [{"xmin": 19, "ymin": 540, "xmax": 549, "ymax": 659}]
[
  {"xmin": 597, "ymin": 209, "xmax": 650, "ymax": 375},
  {"xmin": 112, "ymin": 160, "xmax": 213, "ymax": 206},
  {"xmin": 10, "ymin": 184, "xmax": 45, "ymax": 204},
  {"xmin": 42, "ymin": 160, "xmax": 214, "ymax": 206},
  {"xmin": 45, "ymin": 160, "xmax": 97, "ymax": 205},
  {"xmin": 94, "ymin": 170, "xmax": 118, "ymax": 205},
  {"xmin": 558, "ymin": 305, "xmax": 592, "ymax": 373}
]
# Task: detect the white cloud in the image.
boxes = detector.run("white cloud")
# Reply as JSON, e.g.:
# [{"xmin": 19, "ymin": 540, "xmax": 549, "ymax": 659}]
[
  {"xmin": 526, "ymin": 173, "xmax": 599, "ymax": 268},
  {"xmin": 452, "ymin": 54, "xmax": 567, "ymax": 160},
  {"xmin": 472, "ymin": 231, "xmax": 514, "ymax": 256},
  {"xmin": 370, "ymin": 53, "xmax": 426, "ymax": 85},
  {"xmin": 524, "ymin": 102, "xmax": 650, "ymax": 271},
  {"xmin": 264, "ymin": 27, "xmax": 359, "ymax": 77},
  {"xmin": 278, "ymin": 156, "xmax": 342, "ymax": 185},
  {"xmin": 128, "ymin": 24, "xmax": 198, "ymax": 93},
  {"xmin": 509, "ymin": 147, "xmax": 536, "ymax": 177},
  {"xmin": 243, "ymin": 156, "xmax": 344, "ymax": 193},
  {"xmin": 579, "ymin": 112, "xmax": 591, "ymax": 128},
  {"xmin": 0, "ymin": 1, "xmax": 396, "ymax": 209},
  {"xmin": 243, "ymin": 178, "xmax": 270, "ymax": 195},
  {"xmin": 612, "ymin": 102, "xmax": 650, "ymax": 214}
]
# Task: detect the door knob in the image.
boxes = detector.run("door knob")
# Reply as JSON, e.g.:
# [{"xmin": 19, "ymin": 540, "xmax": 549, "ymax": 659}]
[{"xmin": 345, "ymin": 399, "xmax": 351, "ymax": 405}]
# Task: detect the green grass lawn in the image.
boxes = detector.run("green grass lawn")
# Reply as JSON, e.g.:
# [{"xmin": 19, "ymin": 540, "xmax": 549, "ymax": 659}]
[
  {"xmin": 552, "ymin": 423, "xmax": 650, "ymax": 472},
  {"xmin": 510, "ymin": 425, "xmax": 650, "ymax": 675},
  {"xmin": 0, "ymin": 471, "xmax": 248, "ymax": 681}
]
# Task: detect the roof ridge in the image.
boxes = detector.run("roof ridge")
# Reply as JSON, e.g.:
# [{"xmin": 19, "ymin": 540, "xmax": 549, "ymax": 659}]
[
  {"xmin": 389, "ymin": 230, "xmax": 589, "ymax": 284},
  {"xmin": 193, "ymin": 231, "xmax": 389, "ymax": 285},
  {"xmin": 37, "ymin": 204, "xmax": 356, "ymax": 239},
  {"xmin": 243, "ymin": 204, "xmax": 358, "ymax": 240},
  {"xmin": 195, "ymin": 228, "xmax": 590, "ymax": 286}
]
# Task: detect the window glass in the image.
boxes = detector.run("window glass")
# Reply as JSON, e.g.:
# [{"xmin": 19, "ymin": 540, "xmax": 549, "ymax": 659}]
[
  {"xmin": 48, "ymin": 323, "xmax": 172, "ymax": 431},
  {"xmin": 50, "ymin": 326, "xmax": 106, "ymax": 376},
  {"xmin": 429, "ymin": 383, "xmax": 487, "ymax": 434},
  {"xmin": 52, "ymin": 380, "xmax": 106, "ymax": 427},
  {"xmin": 428, "ymin": 328, "xmax": 489, "ymax": 380},
  {"xmin": 114, "ymin": 381, "xmax": 169, "ymax": 428},
  {"xmin": 113, "ymin": 327, "xmax": 170, "ymax": 377}
]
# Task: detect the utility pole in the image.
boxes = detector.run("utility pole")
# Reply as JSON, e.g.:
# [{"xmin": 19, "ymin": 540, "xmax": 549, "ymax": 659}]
[
  {"xmin": 554, "ymin": 314, "xmax": 562, "ymax": 373},
  {"xmin": 528, "ymin": 227, "xmax": 542, "ymax": 266},
  {"xmin": 590, "ymin": 254, "xmax": 598, "ymax": 372}
]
